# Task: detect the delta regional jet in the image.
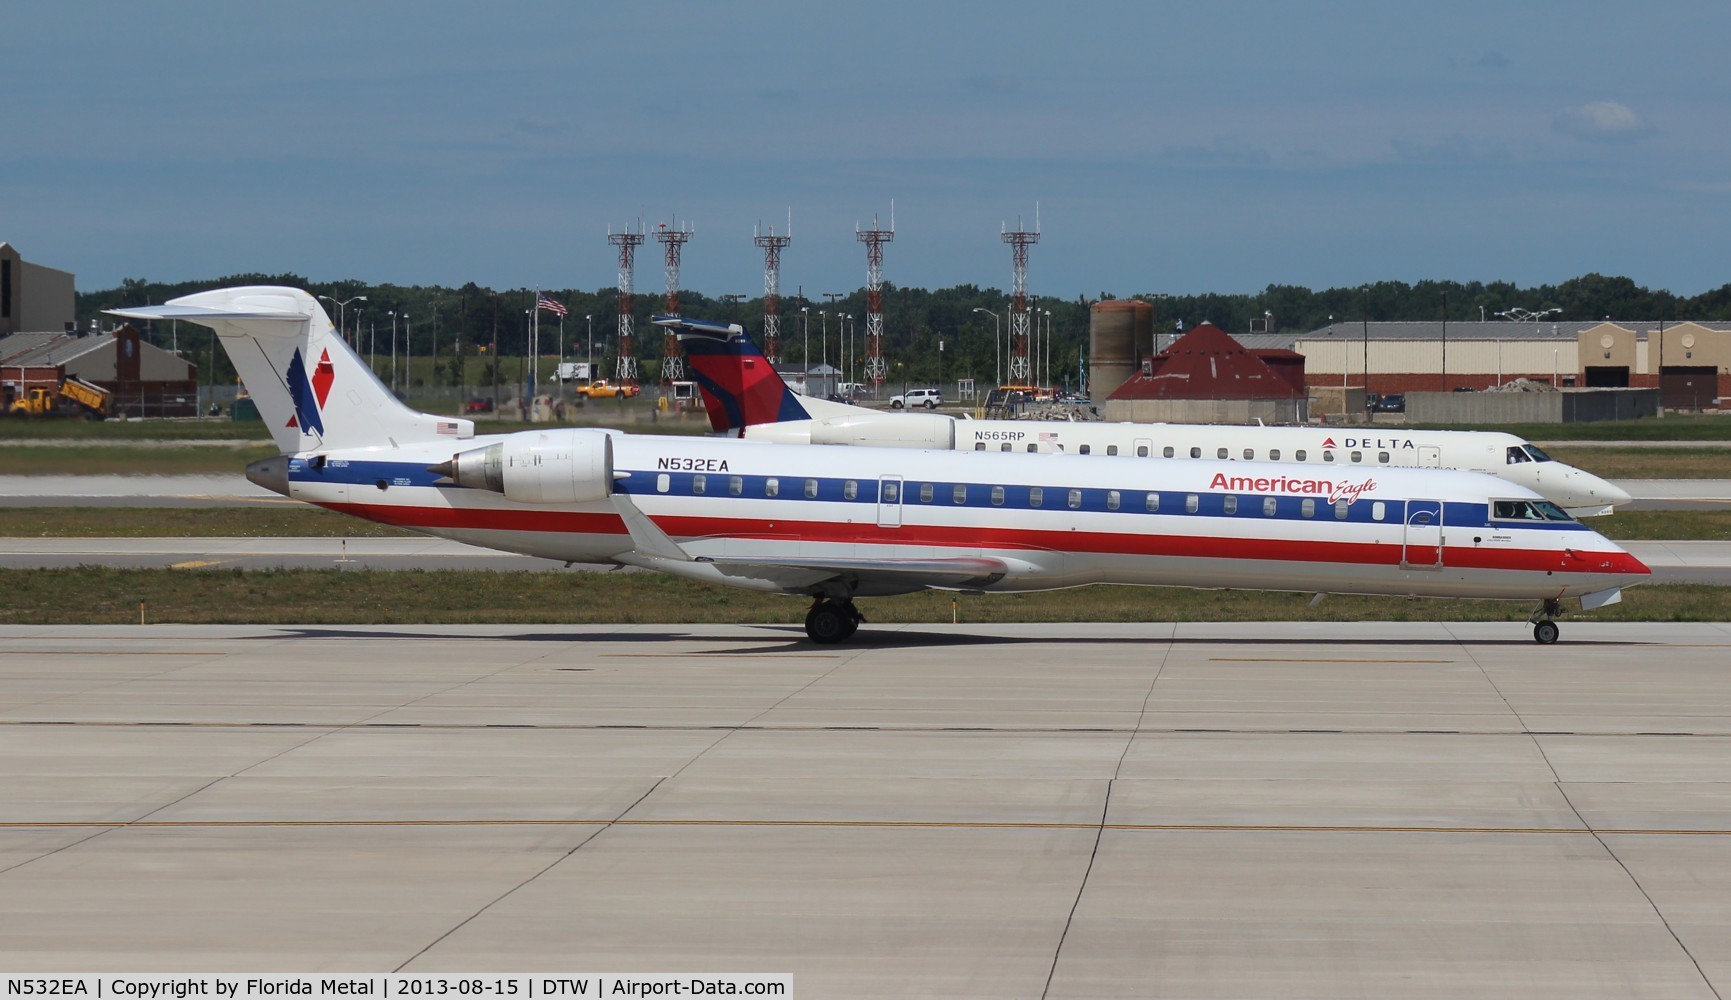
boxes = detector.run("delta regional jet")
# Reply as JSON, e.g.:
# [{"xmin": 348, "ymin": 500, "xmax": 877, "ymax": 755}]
[
  {"xmin": 667, "ymin": 317, "xmax": 1631, "ymax": 517},
  {"xmin": 111, "ymin": 288, "xmax": 1648, "ymax": 645}
]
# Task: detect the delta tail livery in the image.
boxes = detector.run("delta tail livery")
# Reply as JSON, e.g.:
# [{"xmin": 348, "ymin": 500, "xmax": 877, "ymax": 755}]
[
  {"xmin": 111, "ymin": 288, "xmax": 1648, "ymax": 645},
  {"xmin": 669, "ymin": 317, "xmax": 1631, "ymax": 517}
]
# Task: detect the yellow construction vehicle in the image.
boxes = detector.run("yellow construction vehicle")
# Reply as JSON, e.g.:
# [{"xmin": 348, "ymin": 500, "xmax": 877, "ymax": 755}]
[{"xmin": 5, "ymin": 377, "xmax": 112, "ymax": 418}]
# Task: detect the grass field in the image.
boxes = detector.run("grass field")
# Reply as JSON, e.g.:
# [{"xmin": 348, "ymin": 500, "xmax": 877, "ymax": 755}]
[
  {"xmin": 0, "ymin": 507, "xmax": 1725, "ymax": 540},
  {"xmin": 0, "ymin": 567, "xmax": 1721, "ymax": 626},
  {"xmin": 1543, "ymin": 447, "xmax": 1731, "ymax": 479}
]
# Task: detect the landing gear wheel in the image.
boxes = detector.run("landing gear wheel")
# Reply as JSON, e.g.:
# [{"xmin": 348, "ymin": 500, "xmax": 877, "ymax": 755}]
[
  {"xmin": 1533, "ymin": 620, "xmax": 1560, "ymax": 645},
  {"xmin": 806, "ymin": 603, "xmax": 851, "ymax": 644}
]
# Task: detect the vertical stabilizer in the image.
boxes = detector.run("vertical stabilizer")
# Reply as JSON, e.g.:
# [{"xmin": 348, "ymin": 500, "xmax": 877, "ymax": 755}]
[{"xmin": 108, "ymin": 286, "xmax": 471, "ymax": 453}]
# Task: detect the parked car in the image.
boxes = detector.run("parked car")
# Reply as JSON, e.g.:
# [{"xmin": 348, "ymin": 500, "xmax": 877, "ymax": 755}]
[
  {"xmin": 464, "ymin": 397, "xmax": 495, "ymax": 414},
  {"xmin": 890, "ymin": 387, "xmax": 941, "ymax": 409},
  {"xmin": 1369, "ymin": 393, "xmax": 1406, "ymax": 413}
]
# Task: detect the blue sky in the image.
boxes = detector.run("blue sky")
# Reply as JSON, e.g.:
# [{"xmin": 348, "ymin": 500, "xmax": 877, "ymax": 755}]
[{"xmin": 4, "ymin": 1, "xmax": 1728, "ymax": 298}]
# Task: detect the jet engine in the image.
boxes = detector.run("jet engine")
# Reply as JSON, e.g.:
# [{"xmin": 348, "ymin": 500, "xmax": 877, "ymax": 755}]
[
  {"xmin": 432, "ymin": 428, "xmax": 614, "ymax": 504},
  {"xmin": 808, "ymin": 412, "xmax": 956, "ymax": 449}
]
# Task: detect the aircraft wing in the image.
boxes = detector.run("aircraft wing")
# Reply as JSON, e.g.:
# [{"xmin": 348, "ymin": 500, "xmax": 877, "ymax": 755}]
[{"xmin": 701, "ymin": 555, "xmax": 1010, "ymax": 592}]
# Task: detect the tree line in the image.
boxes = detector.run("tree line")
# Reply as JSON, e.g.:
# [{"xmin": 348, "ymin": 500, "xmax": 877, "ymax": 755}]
[{"xmin": 77, "ymin": 272, "xmax": 1730, "ymax": 391}]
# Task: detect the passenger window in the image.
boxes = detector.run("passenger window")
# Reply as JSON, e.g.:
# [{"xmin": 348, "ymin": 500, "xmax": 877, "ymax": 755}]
[
  {"xmin": 1323, "ymin": 451, "xmax": 1335, "ymax": 463},
  {"xmin": 1079, "ymin": 445, "xmax": 1091, "ymax": 455},
  {"xmin": 1190, "ymin": 447, "xmax": 1202, "ymax": 459},
  {"xmin": 1263, "ymin": 496, "xmax": 1277, "ymax": 516},
  {"xmin": 1244, "ymin": 448, "xmax": 1254, "ymax": 460},
  {"xmin": 1351, "ymin": 451, "xmax": 1362, "ymax": 463},
  {"xmin": 1029, "ymin": 487, "xmax": 1043, "ymax": 508},
  {"xmin": 1223, "ymin": 495, "xmax": 1238, "ymax": 515},
  {"xmin": 1107, "ymin": 445, "xmax": 1119, "ymax": 456},
  {"xmin": 1185, "ymin": 494, "xmax": 1199, "ymax": 513},
  {"xmin": 1144, "ymin": 493, "xmax": 1160, "ymax": 513},
  {"xmin": 657, "ymin": 473, "xmax": 670, "ymax": 493},
  {"xmin": 1162, "ymin": 446, "xmax": 1174, "ymax": 458},
  {"xmin": 1027, "ymin": 444, "xmax": 1038, "ymax": 453},
  {"xmin": 843, "ymin": 480, "xmax": 858, "ymax": 500},
  {"xmin": 953, "ymin": 484, "xmax": 967, "ymax": 504},
  {"xmin": 804, "ymin": 479, "xmax": 818, "ymax": 499},
  {"xmin": 1136, "ymin": 445, "xmax": 1149, "ymax": 457},
  {"xmin": 1001, "ymin": 443, "xmax": 1011, "ymax": 452},
  {"xmin": 882, "ymin": 481, "xmax": 899, "ymax": 503},
  {"xmin": 920, "ymin": 482, "xmax": 934, "ymax": 503},
  {"xmin": 1269, "ymin": 449, "xmax": 1280, "ymax": 461},
  {"xmin": 974, "ymin": 442, "xmax": 985, "ymax": 452},
  {"xmin": 692, "ymin": 474, "xmax": 706, "ymax": 495},
  {"xmin": 1378, "ymin": 452, "xmax": 1390, "ymax": 464},
  {"xmin": 1334, "ymin": 500, "xmax": 1349, "ymax": 519},
  {"xmin": 766, "ymin": 478, "xmax": 779, "ymax": 498},
  {"xmin": 1372, "ymin": 501, "xmax": 1386, "ymax": 521},
  {"xmin": 1301, "ymin": 498, "xmax": 1315, "ymax": 518},
  {"xmin": 1068, "ymin": 489, "xmax": 1082, "ymax": 509},
  {"xmin": 1107, "ymin": 490, "xmax": 1121, "ymax": 511},
  {"xmin": 990, "ymin": 485, "xmax": 1005, "ymax": 506},
  {"xmin": 1295, "ymin": 449, "xmax": 1307, "ymax": 462},
  {"xmin": 728, "ymin": 476, "xmax": 743, "ymax": 496},
  {"xmin": 1217, "ymin": 448, "xmax": 1229, "ymax": 460}
]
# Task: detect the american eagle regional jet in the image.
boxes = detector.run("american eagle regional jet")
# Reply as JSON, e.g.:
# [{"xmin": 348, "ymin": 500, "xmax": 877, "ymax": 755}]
[
  {"xmin": 665, "ymin": 317, "xmax": 1630, "ymax": 517},
  {"xmin": 111, "ymin": 288, "xmax": 1648, "ymax": 645}
]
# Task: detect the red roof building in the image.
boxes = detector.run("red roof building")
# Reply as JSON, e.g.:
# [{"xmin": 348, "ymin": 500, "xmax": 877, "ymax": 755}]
[{"xmin": 1108, "ymin": 322, "xmax": 1304, "ymax": 401}]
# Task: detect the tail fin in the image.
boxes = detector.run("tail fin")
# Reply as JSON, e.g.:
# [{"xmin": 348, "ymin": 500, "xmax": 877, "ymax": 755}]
[
  {"xmin": 108, "ymin": 286, "xmax": 471, "ymax": 453},
  {"xmin": 660, "ymin": 316, "xmax": 811, "ymax": 432}
]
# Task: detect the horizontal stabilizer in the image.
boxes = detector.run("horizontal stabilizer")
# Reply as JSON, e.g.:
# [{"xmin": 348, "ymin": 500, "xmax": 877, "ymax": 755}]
[{"xmin": 108, "ymin": 304, "xmax": 308, "ymax": 322}]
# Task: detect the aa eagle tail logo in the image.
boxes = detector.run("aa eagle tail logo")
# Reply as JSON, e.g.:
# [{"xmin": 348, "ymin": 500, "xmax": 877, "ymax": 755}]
[{"xmin": 285, "ymin": 347, "xmax": 335, "ymax": 435}]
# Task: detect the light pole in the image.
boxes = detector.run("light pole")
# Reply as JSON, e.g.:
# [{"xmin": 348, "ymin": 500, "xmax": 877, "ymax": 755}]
[
  {"xmin": 318, "ymin": 295, "xmax": 367, "ymax": 343},
  {"xmin": 820, "ymin": 310, "xmax": 829, "ymax": 377},
  {"xmin": 585, "ymin": 314, "xmax": 594, "ymax": 380},
  {"xmin": 386, "ymin": 311, "xmax": 396, "ymax": 386},
  {"xmin": 401, "ymin": 313, "xmax": 410, "ymax": 397},
  {"xmin": 840, "ymin": 314, "xmax": 851, "ymax": 391},
  {"xmin": 973, "ymin": 307, "xmax": 1000, "ymax": 387},
  {"xmin": 800, "ymin": 307, "xmax": 810, "ymax": 375}
]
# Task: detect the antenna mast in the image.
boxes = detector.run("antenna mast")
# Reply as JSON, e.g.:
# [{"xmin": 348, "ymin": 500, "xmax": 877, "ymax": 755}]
[
  {"xmin": 754, "ymin": 214, "xmax": 792, "ymax": 365},
  {"xmin": 1002, "ymin": 210, "xmax": 1040, "ymax": 385},
  {"xmin": 607, "ymin": 223, "xmax": 645, "ymax": 386},
  {"xmin": 654, "ymin": 219, "xmax": 694, "ymax": 387},
  {"xmin": 856, "ymin": 204, "xmax": 894, "ymax": 386}
]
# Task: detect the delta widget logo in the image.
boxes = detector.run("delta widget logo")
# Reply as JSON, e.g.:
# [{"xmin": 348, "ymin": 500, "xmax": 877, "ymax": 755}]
[{"xmin": 285, "ymin": 347, "xmax": 335, "ymax": 435}]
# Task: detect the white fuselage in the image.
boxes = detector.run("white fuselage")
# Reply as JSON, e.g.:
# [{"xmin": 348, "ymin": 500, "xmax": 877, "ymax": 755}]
[
  {"xmin": 272, "ymin": 430, "xmax": 1647, "ymax": 603},
  {"xmin": 743, "ymin": 408, "xmax": 1630, "ymax": 517}
]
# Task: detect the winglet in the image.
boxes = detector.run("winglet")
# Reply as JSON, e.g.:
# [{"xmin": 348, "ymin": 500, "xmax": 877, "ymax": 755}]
[{"xmin": 608, "ymin": 492, "xmax": 692, "ymax": 562}]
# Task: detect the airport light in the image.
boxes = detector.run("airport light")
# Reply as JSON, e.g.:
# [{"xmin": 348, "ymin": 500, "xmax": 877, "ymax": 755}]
[
  {"xmin": 586, "ymin": 314, "xmax": 594, "ymax": 378},
  {"xmin": 973, "ymin": 307, "xmax": 1000, "ymax": 386},
  {"xmin": 800, "ymin": 307, "xmax": 810, "ymax": 372},
  {"xmin": 318, "ymin": 295, "xmax": 367, "ymax": 344}
]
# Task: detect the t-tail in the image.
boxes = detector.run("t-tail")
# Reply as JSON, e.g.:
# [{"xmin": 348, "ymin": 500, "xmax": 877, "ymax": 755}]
[
  {"xmin": 658, "ymin": 315, "xmax": 864, "ymax": 432},
  {"xmin": 108, "ymin": 286, "xmax": 473, "ymax": 454}
]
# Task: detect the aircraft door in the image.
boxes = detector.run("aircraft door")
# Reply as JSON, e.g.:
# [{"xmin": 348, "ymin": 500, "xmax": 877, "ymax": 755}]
[
  {"xmin": 1418, "ymin": 446, "xmax": 1442, "ymax": 467},
  {"xmin": 877, "ymin": 475, "xmax": 904, "ymax": 528},
  {"xmin": 1402, "ymin": 499, "xmax": 1444, "ymax": 570}
]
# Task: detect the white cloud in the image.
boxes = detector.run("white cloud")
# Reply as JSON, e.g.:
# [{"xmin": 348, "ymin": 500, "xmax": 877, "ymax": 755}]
[{"xmin": 1553, "ymin": 101, "xmax": 1652, "ymax": 141}]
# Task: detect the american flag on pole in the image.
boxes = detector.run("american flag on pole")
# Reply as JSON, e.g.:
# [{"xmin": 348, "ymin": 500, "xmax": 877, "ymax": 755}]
[{"xmin": 536, "ymin": 293, "xmax": 568, "ymax": 318}]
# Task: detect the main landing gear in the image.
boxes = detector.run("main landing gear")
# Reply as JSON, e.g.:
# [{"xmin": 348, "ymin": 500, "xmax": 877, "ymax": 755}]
[
  {"xmin": 806, "ymin": 599, "xmax": 864, "ymax": 644},
  {"xmin": 1529, "ymin": 599, "xmax": 1564, "ymax": 645}
]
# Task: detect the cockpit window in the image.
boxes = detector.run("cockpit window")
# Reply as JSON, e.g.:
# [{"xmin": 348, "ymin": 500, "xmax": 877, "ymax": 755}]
[
  {"xmin": 1505, "ymin": 446, "xmax": 1531, "ymax": 465},
  {"xmin": 1493, "ymin": 499, "xmax": 1574, "ymax": 522},
  {"xmin": 1524, "ymin": 444, "xmax": 1554, "ymax": 463}
]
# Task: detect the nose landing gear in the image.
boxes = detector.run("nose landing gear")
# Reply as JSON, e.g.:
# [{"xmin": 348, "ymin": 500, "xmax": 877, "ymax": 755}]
[
  {"xmin": 1529, "ymin": 599, "xmax": 1564, "ymax": 644},
  {"xmin": 805, "ymin": 599, "xmax": 864, "ymax": 644}
]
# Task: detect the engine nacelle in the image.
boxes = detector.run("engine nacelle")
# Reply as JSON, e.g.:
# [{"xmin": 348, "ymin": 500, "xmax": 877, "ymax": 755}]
[
  {"xmin": 808, "ymin": 412, "xmax": 956, "ymax": 449},
  {"xmin": 435, "ymin": 428, "xmax": 614, "ymax": 504}
]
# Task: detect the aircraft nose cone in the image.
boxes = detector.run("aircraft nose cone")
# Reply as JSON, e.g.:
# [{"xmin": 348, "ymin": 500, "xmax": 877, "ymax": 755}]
[
  {"xmin": 245, "ymin": 455, "xmax": 291, "ymax": 497},
  {"xmin": 1599, "ymin": 478, "xmax": 1633, "ymax": 507}
]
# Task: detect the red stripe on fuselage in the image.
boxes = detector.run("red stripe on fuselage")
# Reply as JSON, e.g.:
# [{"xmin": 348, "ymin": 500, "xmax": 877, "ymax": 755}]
[{"xmin": 323, "ymin": 500, "xmax": 1647, "ymax": 577}]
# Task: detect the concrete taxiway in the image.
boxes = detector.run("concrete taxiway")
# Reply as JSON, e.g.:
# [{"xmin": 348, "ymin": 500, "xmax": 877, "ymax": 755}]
[{"xmin": 2, "ymin": 621, "xmax": 1730, "ymax": 996}]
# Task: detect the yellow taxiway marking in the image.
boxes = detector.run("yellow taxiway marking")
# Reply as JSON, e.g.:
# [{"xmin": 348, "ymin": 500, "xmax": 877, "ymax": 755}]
[
  {"xmin": 169, "ymin": 559, "xmax": 232, "ymax": 569},
  {"xmin": 1208, "ymin": 657, "xmax": 1454, "ymax": 664},
  {"xmin": 2, "ymin": 818, "xmax": 1728, "ymax": 837}
]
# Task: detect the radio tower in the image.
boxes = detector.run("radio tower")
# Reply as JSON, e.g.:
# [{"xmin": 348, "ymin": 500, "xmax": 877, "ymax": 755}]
[
  {"xmin": 754, "ymin": 216, "xmax": 792, "ymax": 365},
  {"xmin": 654, "ymin": 219, "xmax": 693, "ymax": 387},
  {"xmin": 1002, "ymin": 210, "xmax": 1040, "ymax": 385},
  {"xmin": 607, "ymin": 224, "xmax": 645, "ymax": 386},
  {"xmin": 856, "ymin": 205, "xmax": 894, "ymax": 386}
]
